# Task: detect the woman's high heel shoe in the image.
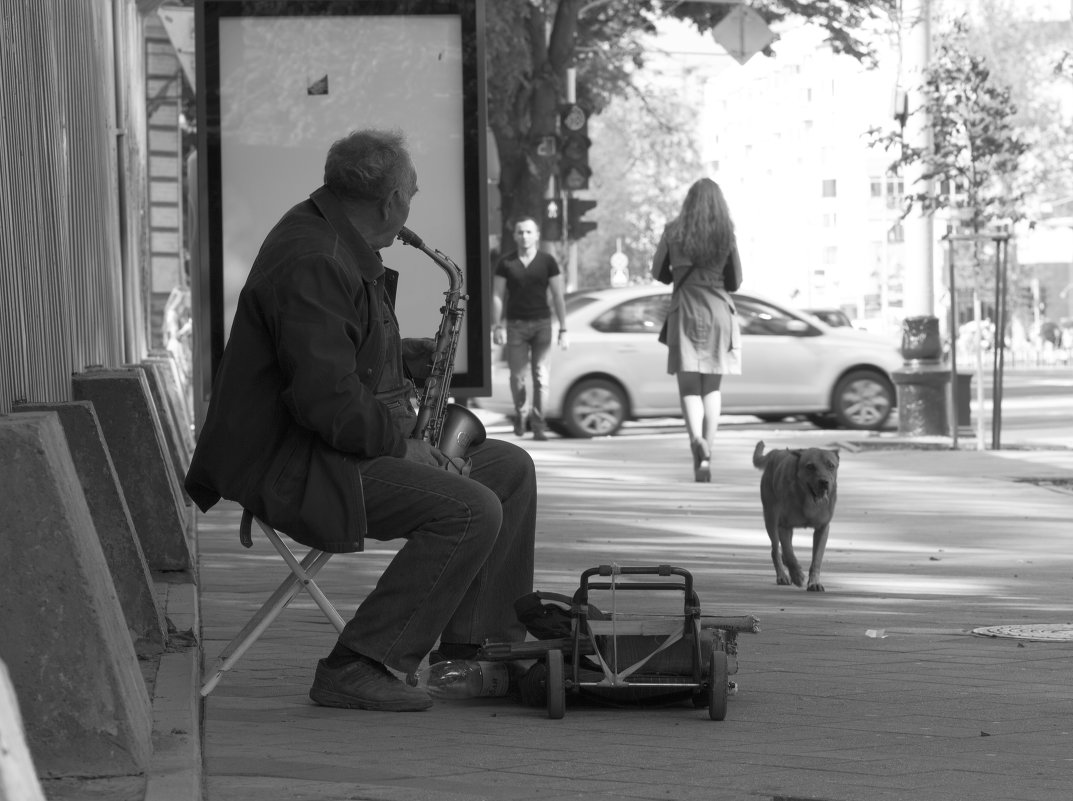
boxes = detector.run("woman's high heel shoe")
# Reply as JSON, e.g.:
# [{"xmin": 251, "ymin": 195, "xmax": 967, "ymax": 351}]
[{"xmin": 691, "ymin": 439, "xmax": 711, "ymax": 483}]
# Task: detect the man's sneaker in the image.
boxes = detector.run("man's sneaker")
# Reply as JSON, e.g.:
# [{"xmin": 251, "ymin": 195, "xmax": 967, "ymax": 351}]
[{"xmin": 309, "ymin": 657, "xmax": 432, "ymax": 711}]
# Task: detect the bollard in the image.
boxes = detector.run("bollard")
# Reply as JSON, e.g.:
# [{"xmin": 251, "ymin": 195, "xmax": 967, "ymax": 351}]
[
  {"xmin": 145, "ymin": 349, "xmax": 195, "ymax": 443},
  {"xmin": 0, "ymin": 413, "xmax": 152, "ymax": 778},
  {"xmin": 131, "ymin": 360, "xmax": 192, "ymax": 505},
  {"xmin": 12, "ymin": 401, "xmax": 167, "ymax": 653},
  {"xmin": 0, "ymin": 660, "xmax": 47, "ymax": 801},
  {"xmin": 71, "ymin": 367, "xmax": 193, "ymax": 572}
]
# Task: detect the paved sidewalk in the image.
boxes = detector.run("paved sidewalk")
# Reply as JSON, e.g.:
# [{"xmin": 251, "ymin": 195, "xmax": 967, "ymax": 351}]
[{"xmin": 195, "ymin": 422, "xmax": 1073, "ymax": 801}]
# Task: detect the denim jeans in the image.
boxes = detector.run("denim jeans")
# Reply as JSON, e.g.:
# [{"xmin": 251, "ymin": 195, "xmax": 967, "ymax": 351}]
[
  {"xmin": 340, "ymin": 438, "xmax": 536, "ymax": 675},
  {"xmin": 506, "ymin": 317, "xmax": 553, "ymax": 425}
]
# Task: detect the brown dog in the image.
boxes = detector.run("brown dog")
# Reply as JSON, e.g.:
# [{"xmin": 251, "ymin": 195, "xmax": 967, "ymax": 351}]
[{"xmin": 752, "ymin": 440, "xmax": 840, "ymax": 592}]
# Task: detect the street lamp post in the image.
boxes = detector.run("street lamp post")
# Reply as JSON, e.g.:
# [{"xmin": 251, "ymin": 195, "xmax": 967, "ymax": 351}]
[{"xmin": 892, "ymin": 0, "xmax": 952, "ymax": 440}]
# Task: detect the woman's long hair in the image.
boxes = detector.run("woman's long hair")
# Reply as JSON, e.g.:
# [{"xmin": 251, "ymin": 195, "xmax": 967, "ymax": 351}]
[{"xmin": 665, "ymin": 178, "xmax": 735, "ymax": 267}]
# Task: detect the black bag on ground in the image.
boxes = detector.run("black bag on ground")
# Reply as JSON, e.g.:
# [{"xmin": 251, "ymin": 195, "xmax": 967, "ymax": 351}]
[{"xmin": 513, "ymin": 591, "xmax": 607, "ymax": 641}]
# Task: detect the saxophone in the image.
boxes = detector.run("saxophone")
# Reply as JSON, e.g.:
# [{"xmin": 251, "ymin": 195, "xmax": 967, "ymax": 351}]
[{"xmin": 396, "ymin": 226, "xmax": 487, "ymax": 459}]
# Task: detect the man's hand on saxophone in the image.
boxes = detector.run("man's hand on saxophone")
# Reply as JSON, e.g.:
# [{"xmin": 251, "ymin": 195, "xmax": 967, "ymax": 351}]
[
  {"xmin": 401, "ymin": 337, "xmax": 437, "ymax": 380},
  {"xmin": 403, "ymin": 439, "xmax": 471, "ymax": 476}
]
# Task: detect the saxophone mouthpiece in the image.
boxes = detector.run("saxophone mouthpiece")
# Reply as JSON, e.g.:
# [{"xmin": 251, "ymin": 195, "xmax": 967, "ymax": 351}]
[{"xmin": 397, "ymin": 226, "xmax": 423, "ymax": 249}]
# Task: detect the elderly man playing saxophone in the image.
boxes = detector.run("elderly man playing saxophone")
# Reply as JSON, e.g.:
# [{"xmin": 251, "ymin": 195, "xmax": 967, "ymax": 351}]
[{"xmin": 186, "ymin": 129, "xmax": 536, "ymax": 712}]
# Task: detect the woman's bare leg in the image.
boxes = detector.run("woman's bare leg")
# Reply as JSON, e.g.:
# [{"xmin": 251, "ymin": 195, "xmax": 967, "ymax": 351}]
[{"xmin": 678, "ymin": 371, "xmax": 709, "ymax": 481}]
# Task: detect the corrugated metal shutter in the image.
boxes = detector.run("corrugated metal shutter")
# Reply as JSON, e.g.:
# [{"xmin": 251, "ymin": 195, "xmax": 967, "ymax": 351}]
[{"xmin": 0, "ymin": 0, "xmax": 146, "ymax": 413}]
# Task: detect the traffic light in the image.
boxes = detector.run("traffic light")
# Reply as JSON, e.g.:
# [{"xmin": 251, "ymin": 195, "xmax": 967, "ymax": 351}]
[
  {"xmin": 567, "ymin": 197, "xmax": 597, "ymax": 240},
  {"xmin": 541, "ymin": 197, "xmax": 563, "ymax": 241},
  {"xmin": 558, "ymin": 103, "xmax": 591, "ymax": 191},
  {"xmin": 1020, "ymin": 285, "xmax": 1034, "ymax": 309}
]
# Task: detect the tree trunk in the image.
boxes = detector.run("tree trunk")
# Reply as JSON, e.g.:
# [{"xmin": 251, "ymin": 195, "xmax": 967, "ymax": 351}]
[{"xmin": 492, "ymin": 0, "xmax": 581, "ymax": 243}]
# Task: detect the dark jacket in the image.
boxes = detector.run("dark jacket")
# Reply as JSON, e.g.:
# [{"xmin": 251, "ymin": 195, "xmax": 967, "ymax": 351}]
[{"xmin": 185, "ymin": 186, "xmax": 408, "ymax": 552}]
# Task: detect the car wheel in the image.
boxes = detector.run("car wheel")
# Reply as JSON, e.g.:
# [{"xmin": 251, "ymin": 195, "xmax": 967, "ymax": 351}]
[
  {"xmin": 830, "ymin": 369, "xmax": 894, "ymax": 430},
  {"xmin": 561, "ymin": 378, "xmax": 627, "ymax": 438}
]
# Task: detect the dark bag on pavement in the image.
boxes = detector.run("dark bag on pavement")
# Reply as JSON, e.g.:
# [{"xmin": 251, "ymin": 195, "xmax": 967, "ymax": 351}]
[{"xmin": 514, "ymin": 591, "xmax": 608, "ymax": 641}]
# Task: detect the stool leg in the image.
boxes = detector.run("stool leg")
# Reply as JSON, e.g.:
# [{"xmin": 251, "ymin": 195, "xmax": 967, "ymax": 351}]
[
  {"xmin": 200, "ymin": 549, "xmax": 333, "ymax": 696},
  {"xmin": 261, "ymin": 524, "xmax": 346, "ymax": 633}
]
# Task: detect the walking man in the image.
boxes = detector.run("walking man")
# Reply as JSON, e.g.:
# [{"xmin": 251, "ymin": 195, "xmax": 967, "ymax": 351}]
[{"xmin": 491, "ymin": 216, "xmax": 568, "ymax": 440}]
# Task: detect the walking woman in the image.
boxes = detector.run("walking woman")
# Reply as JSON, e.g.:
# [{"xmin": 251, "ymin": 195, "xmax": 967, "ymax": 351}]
[{"xmin": 652, "ymin": 178, "xmax": 742, "ymax": 482}]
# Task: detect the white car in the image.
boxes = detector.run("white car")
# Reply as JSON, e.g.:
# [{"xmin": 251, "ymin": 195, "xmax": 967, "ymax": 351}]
[{"xmin": 474, "ymin": 285, "xmax": 903, "ymax": 437}]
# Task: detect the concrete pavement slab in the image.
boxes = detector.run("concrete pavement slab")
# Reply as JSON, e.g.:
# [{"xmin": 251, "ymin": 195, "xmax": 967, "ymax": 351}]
[{"xmin": 192, "ymin": 425, "xmax": 1073, "ymax": 801}]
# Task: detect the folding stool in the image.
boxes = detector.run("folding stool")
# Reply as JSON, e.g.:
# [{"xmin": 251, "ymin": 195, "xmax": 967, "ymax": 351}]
[{"xmin": 200, "ymin": 509, "xmax": 347, "ymax": 696}]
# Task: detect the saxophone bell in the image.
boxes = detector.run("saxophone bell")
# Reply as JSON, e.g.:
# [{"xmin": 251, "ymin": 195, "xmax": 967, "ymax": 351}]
[{"xmin": 437, "ymin": 403, "xmax": 487, "ymax": 460}]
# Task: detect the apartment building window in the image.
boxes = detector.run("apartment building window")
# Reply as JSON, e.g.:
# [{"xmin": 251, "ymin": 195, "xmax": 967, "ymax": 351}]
[
  {"xmin": 885, "ymin": 178, "xmax": 904, "ymax": 210},
  {"xmin": 821, "ymin": 179, "xmax": 837, "ymax": 198},
  {"xmin": 823, "ymin": 212, "xmax": 837, "ymax": 227},
  {"xmin": 870, "ymin": 177, "xmax": 883, "ymax": 198},
  {"xmin": 822, "ymin": 246, "xmax": 838, "ymax": 265},
  {"xmin": 887, "ymin": 222, "xmax": 904, "ymax": 243}
]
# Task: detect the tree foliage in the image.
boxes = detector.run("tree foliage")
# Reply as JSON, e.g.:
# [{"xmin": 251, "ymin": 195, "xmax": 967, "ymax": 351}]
[
  {"xmin": 957, "ymin": 0, "xmax": 1073, "ymax": 217},
  {"xmin": 486, "ymin": 0, "xmax": 896, "ymax": 242},
  {"xmin": 871, "ymin": 17, "xmax": 1028, "ymax": 233},
  {"xmin": 574, "ymin": 82, "xmax": 705, "ymax": 288},
  {"xmin": 870, "ymin": 14, "xmax": 1031, "ymax": 312}
]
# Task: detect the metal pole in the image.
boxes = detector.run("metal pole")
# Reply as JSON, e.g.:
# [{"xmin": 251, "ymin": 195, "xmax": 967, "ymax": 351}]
[
  {"xmin": 901, "ymin": 0, "xmax": 934, "ymax": 317},
  {"xmin": 990, "ymin": 233, "xmax": 1009, "ymax": 450},
  {"xmin": 946, "ymin": 227, "xmax": 958, "ymax": 449},
  {"xmin": 565, "ymin": 67, "xmax": 578, "ymax": 291}
]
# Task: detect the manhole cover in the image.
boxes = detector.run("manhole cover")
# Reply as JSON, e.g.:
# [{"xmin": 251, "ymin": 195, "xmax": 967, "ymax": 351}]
[{"xmin": 972, "ymin": 623, "xmax": 1073, "ymax": 641}]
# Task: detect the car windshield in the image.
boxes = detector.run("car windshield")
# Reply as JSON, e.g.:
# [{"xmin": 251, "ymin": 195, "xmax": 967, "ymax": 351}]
[
  {"xmin": 737, "ymin": 296, "xmax": 818, "ymax": 337},
  {"xmin": 806, "ymin": 309, "xmax": 852, "ymax": 327},
  {"xmin": 565, "ymin": 294, "xmax": 601, "ymax": 314},
  {"xmin": 591, "ymin": 294, "xmax": 671, "ymax": 334}
]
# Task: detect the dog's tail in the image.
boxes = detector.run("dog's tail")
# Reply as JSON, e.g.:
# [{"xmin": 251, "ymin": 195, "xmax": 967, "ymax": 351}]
[{"xmin": 752, "ymin": 440, "xmax": 767, "ymax": 469}]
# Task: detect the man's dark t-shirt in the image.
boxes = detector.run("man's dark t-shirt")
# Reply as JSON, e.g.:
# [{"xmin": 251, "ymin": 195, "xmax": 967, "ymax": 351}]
[{"xmin": 495, "ymin": 251, "xmax": 561, "ymax": 321}]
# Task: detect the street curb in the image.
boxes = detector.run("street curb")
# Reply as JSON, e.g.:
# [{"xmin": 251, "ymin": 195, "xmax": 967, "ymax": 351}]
[{"xmin": 146, "ymin": 580, "xmax": 202, "ymax": 801}]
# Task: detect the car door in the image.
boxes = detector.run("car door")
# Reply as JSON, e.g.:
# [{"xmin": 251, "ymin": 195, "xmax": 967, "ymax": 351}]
[
  {"xmin": 588, "ymin": 293, "xmax": 679, "ymax": 415},
  {"xmin": 723, "ymin": 295, "xmax": 830, "ymax": 411}
]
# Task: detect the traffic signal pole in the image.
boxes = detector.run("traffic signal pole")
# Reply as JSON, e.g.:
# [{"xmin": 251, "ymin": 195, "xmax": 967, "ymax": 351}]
[
  {"xmin": 902, "ymin": 0, "xmax": 934, "ymax": 317},
  {"xmin": 565, "ymin": 67, "xmax": 578, "ymax": 291}
]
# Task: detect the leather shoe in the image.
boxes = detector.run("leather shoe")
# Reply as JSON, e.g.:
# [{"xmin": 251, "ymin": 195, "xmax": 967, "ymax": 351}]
[{"xmin": 309, "ymin": 656, "xmax": 432, "ymax": 711}]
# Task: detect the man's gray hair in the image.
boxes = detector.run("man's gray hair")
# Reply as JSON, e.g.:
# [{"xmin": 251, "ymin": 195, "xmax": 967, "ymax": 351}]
[{"xmin": 324, "ymin": 129, "xmax": 412, "ymax": 203}]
